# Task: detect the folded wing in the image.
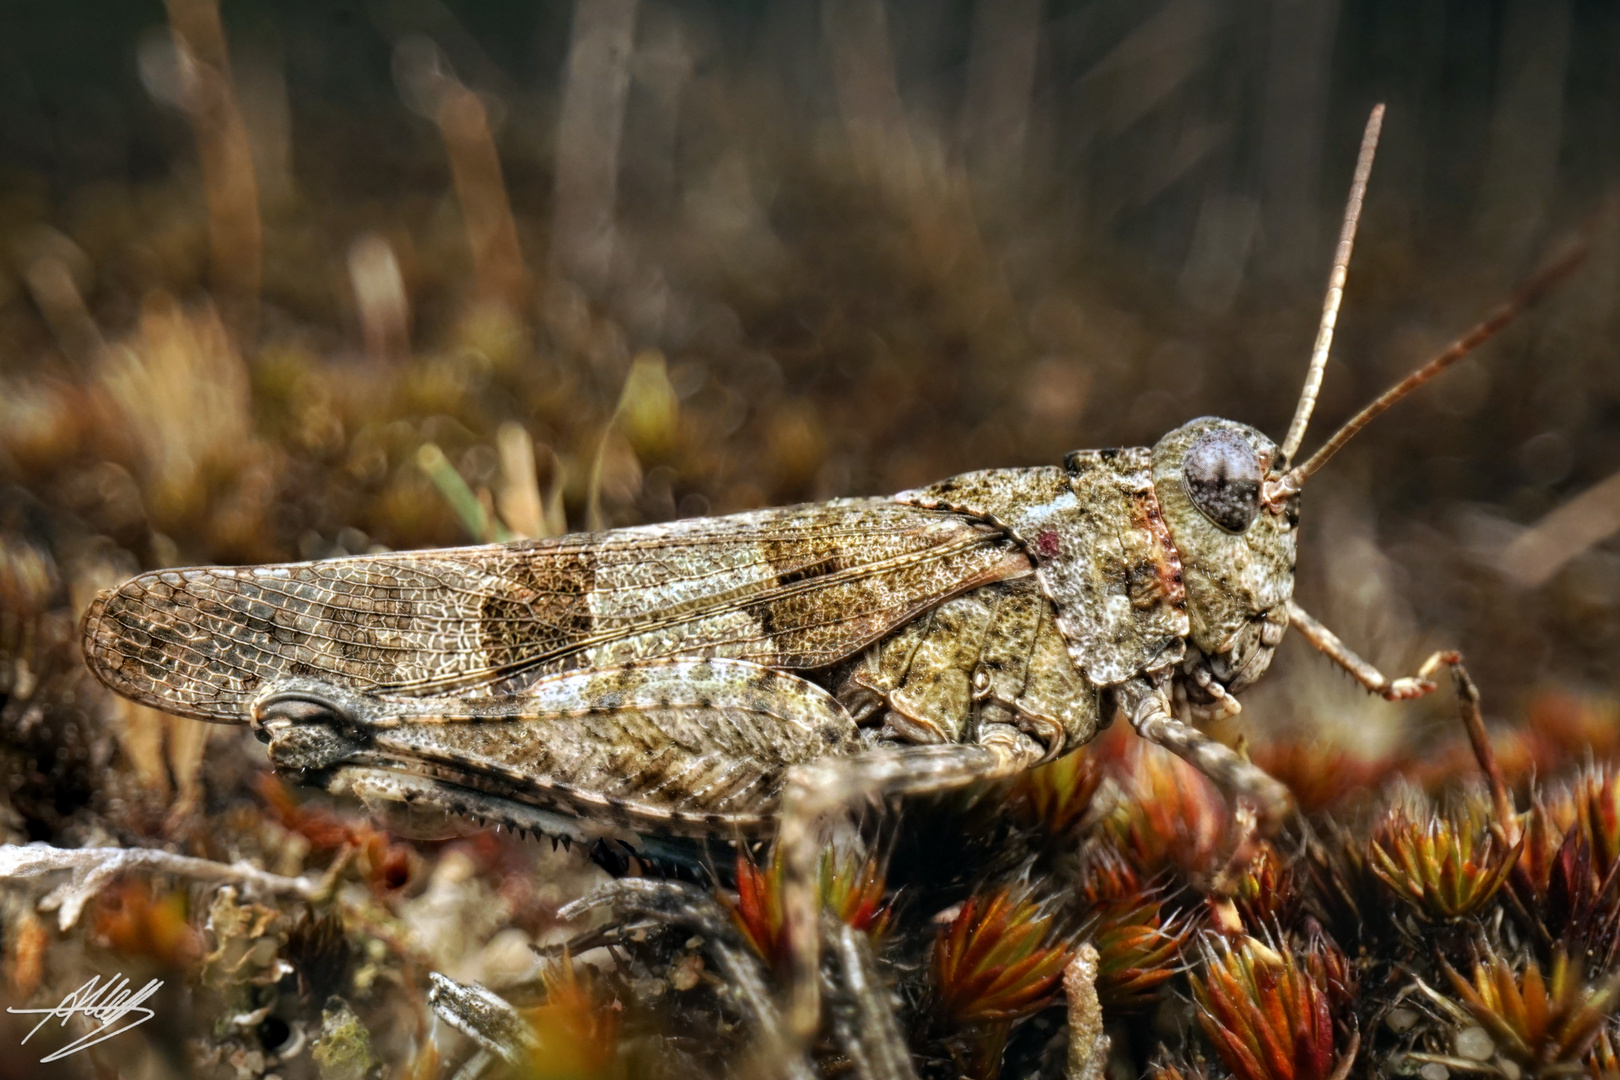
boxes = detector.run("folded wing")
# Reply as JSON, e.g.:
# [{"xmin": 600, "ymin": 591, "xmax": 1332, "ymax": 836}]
[{"xmin": 81, "ymin": 500, "xmax": 1030, "ymax": 721}]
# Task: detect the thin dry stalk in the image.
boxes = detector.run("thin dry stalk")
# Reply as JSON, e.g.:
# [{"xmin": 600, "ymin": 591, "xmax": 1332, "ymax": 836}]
[
  {"xmin": 1501, "ymin": 469, "xmax": 1620, "ymax": 588},
  {"xmin": 163, "ymin": 0, "xmax": 262, "ymax": 324},
  {"xmin": 435, "ymin": 82, "xmax": 529, "ymax": 312},
  {"xmin": 0, "ymin": 844, "xmax": 324, "ymax": 931},
  {"xmin": 551, "ymin": 0, "xmax": 638, "ymax": 293}
]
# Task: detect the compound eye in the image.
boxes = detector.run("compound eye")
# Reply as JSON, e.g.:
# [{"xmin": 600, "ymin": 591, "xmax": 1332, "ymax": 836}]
[{"xmin": 1183, "ymin": 429, "xmax": 1262, "ymax": 532}]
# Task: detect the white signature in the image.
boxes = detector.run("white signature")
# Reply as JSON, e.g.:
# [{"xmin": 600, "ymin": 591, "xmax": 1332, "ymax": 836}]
[{"xmin": 7, "ymin": 974, "xmax": 164, "ymax": 1062}]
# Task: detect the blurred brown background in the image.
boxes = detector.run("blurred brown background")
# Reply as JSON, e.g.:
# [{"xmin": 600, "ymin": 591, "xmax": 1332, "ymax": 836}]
[{"xmin": 3, "ymin": 0, "xmax": 1619, "ymax": 765}]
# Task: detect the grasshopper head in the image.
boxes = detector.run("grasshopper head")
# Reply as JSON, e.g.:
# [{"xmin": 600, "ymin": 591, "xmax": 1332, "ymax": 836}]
[
  {"xmin": 1151, "ymin": 418, "xmax": 1295, "ymax": 693},
  {"xmin": 1136, "ymin": 104, "xmax": 1375, "ymax": 696},
  {"xmin": 1144, "ymin": 104, "xmax": 1582, "ymax": 707}
]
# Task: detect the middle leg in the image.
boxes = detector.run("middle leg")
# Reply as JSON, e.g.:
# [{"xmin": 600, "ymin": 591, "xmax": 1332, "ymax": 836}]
[{"xmin": 1115, "ymin": 677, "xmax": 1295, "ymax": 832}]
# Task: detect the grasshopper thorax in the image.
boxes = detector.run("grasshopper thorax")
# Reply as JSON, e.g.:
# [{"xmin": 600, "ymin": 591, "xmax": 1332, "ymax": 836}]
[{"xmin": 1151, "ymin": 417, "xmax": 1296, "ymax": 698}]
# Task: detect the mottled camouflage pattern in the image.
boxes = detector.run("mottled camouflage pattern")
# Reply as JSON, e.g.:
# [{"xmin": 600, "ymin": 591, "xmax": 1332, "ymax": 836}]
[
  {"xmin": 898, "ymin": 447, "xmax": 1189, "ymax": 684},
  {"xmin": 1149, "ymin": 418, "xmax": 1296, "ymax": 693},
  {"xmin": 82, "ymin": 501, "xmax": 1029, "ymax": 720},
  {"xmin": 839, "ymin": 578, "xmax": 1098, "ymax": 755},
  {"xmin": 254, "ymin": 659, "xmax": 860, "ymax": 837},
  {"xmin": 79, "ymin": 417, "xmax": 1300, "ymax": 841}
]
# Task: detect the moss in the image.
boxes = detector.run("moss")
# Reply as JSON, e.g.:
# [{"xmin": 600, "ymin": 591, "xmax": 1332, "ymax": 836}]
[{"xmin": 312, "ymin": 999, "xmax": 378, "ymax": 1080}]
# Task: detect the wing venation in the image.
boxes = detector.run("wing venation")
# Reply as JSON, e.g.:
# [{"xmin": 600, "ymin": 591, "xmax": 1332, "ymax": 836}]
[{"xmin": 81, "ymin": 499, "xmax": 1031, "ymax": 720}]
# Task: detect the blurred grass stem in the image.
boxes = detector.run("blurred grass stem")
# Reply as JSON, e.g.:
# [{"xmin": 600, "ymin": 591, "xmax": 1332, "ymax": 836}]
[
  {"xmin": 495, "ymin": 422, "xmax": 546, "ymax": 540},
  {"xmin": 163, "ymin": 0, "xmax": 262, "ymax": 332},
  {"xmin": 434, "ymin": 81, "xmax": 529, "ymax": 313},
  {"xmin": 0, "ymin": 843, "xmax": 324, "ymax": 931},
  {"xmin": 417, "ymin": 442, "xmax": 514, "ymax": 543},
  {"xmin": 22, "ymin": 255, "xmax": 107, "ymax": 371},
  {"xmin": 552, "ymin": 0, "xmax": 638, "ymax": 294},
  {"xmin": 1501, "ymin": 469, "xmax": 1620, "ymax": 588},
  {"xmin": 348, "ymin": 234, "xmax": 412, "ymax": 364}
]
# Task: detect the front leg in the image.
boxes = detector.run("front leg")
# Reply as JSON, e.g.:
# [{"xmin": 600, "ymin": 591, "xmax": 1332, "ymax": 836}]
[
  {"xmin": 777, "ymin": 724, "xmax": 1047, "ymax": 1039},
  {"xmin": 1286, "ymin": 601, "xmax": 1514, "ymax": 833},
  {"xmin": 1286, "ymin": 599, "xmax": 1445, "ymax": 700}
]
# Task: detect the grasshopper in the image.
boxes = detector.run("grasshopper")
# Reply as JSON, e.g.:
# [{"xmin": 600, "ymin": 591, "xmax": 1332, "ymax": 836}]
[{"xmin": 78, "ymin": 105, "xmax": 1580, "ymax": 1042}]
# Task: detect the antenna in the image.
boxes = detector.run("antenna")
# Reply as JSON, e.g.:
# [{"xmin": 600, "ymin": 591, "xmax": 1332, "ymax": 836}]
[
  {"xmin": 1266, "ymin": 240, "xmax": 1588, "ymax": 502},
  {"xmin": 1278, "ymin": 104, "xmax": 1386, "ymax": 466}
]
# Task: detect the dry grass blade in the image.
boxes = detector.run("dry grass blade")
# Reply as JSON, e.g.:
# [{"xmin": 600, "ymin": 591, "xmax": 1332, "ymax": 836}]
[
  {"xmin": 1500, "ymin": 469, "xmax": 1620, "ymax": 589},
  {"xmin": 0, "ymin": 844, "xmax": 322, "ymax": 930}
]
